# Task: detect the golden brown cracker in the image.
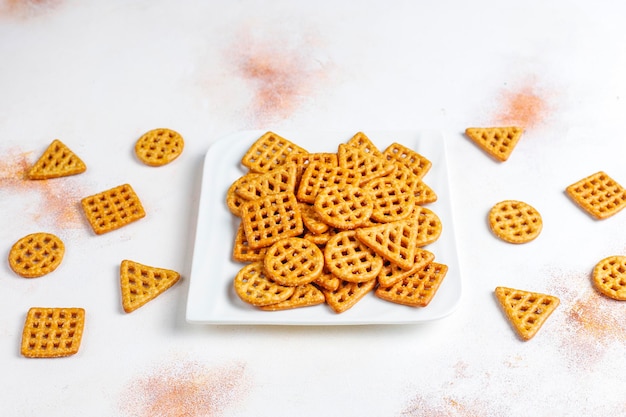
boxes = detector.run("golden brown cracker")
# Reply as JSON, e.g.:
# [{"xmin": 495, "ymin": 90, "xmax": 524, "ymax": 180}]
[
  {"xmin": 592, "ymin": 256, "xmax": 626, "ymax": 301},
  {"xmin": 233, "ymin": 261, "xmax": 295, "ymax": 306},
  {"xmin": 81, "ymin": 183, "xmax": 146, "ymax": 235},
  {"xmin": 120, "ymin": 260, "xmax": 181, "ymax": 313},
  {"xmin": 8, "ymin": 232, "xmax": 65, "ymax": 278},
  {"xmin": 465, "ymin": 126, "xmax": 523, "ymax": 162},
  {"xmin": 488, "ymin": 200, "xmax": 542, "ymax": 244},
  {"xmin": 27, "ymin": 139, "xmax": 87, "ymax": 180},
  {"xmin": 263, "ymin": 237, "xmax": 324, "ymax": 286},
  {"xmin": 135, "ymin": 128, "xmax": 184, "ymax": 166},
  {"xmin": 566, "ymin": 171, "xmax": 626, "ymax": 219},
  {"xmin": 242, "ymin": 131, "xmax": 308, "ymax": 173},
  {"xmin": 495, "ymin": 286, "xmax": 559, "ymax": 341},
  {"xmin": 376, "ymin": 262, "xmax": 447, "ymax": 307},
  {"xmin": 21, "ymin": 307, "xmax": 85, "ymax": 358}
]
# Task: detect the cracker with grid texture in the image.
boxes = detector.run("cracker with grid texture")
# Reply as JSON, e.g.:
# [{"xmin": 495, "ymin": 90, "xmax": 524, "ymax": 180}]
[
  {"xmin": 233, "ymin": 261, "xmax": 295, "ymax": 306},
  {"xmin": 242, "ymin": 131, "xmax": 308, "ymax": 173},
  {"xmin": 337, "ymin": 143, "xmax": 395, "ymax": 186},
  {"xmin": 135, "ymin": 128, "xmax": 184, "ymax": 166},
  {"xmin": 8, "ymin": 232, "xmax": 65, "ymax": 278},
  {"xmin": 355, "ymin": 219, "xmax": 419, "ymax": 271},
  {"xmin": 263, "ymin": 237, "xmax": 324, "ymax": 286},
  {"xmin": 565, "ymin": 171, "xmax": 626, "ymax": 219},
  {"xmin": 383, "ymin": 142, "xmax": 431, "ymax": 181},
  {"xmin": 346, "ymin": 131, "xmax": 384, "ymax": 158},
  {"xmin": 120, "ymin": 260, "xmax": 180, "ymax": 313},
  {"xmin": 376, "ymin": 262, "xmax": 448, "ymax": 306},
  {"xmin": 323, "ymin": 230, "xmax": 383, "ymax": 283},
  {"xmin": 297, "ymin": 161, "xmax": 362, "ymax": 204},
  {"xmin": 377, "ymin": 248, "xmax": 435, "ymax": 288},
  {"xmin": 365, "ymin": 176, "xmax": 416, "ymax": 223},
  {"xmin": 488, "ymin": 200, "xmax": 542, "ymax": 244},
  {"xmin": 226, "ymin": 173, "xmax": 259, "ymax": 217},
  {"xmin": 465, "ymin": 127, "xmax": 523, "ymax": 162},
  {"xmin": 314, "ymin": 184, "xmax": 373, "ymax": 229},
  {"xmin": 323, "ymin": 279, "xmax": 376, "ymax": 314},
  {"xmin": 495, "ymin": 286, "xmax": 559, "ymax": 341},
  {"xmin": 260, "ymin": 284, "xmax": 326, "ymax": 311},
  {"xmin": 21, "ymin": 307, "xmax": 85, "ymax": 358},
  {"xmin": 235, "ymin": 163, "xmax": 297, "ymax": 200},
  {"xmin": 314, "ymin": 267, "xmax": 341, "ymax": 292},
  {"xmin": 303, "ymin": 227, "xmax": 339, "ymax": 246},
  {"xmin": 27, "ymin": 139, "xmax": 86, "ymax": 180},
  {"xmin": 285, "ymin": 152, "xmax": 338, "ymax": 186},
  {"xmin": 81, "ymin": 183, "xmax": 146, "ymax": 235},
  {"xmin": 299, "ymin": 203, "xmax": 331, "ymax": 235},
  {"xmin": 232, "ymin": 223, "xmax": 267, "ymax": 262},
  {"xmin": 240, "ymin": 192, "xmax": 303, "ymax": 249},
  {"xmin": 409, "ymin": 206, "xmax": 443, "ymax": 247},
  {"xmin": 592, "ymin": 256, "xmax": 626, "ymax": 300}
]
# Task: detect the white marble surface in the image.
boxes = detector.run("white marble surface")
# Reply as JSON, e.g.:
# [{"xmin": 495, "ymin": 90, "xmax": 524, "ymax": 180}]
[{"xmin": 1, "ymin": 1, "xmax": 625, "ymax": 416}]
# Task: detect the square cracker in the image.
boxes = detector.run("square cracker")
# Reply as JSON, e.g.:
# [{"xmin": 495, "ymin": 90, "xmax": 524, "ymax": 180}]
[
  {"xmin": 566, "ymin": 171, "xmax": 626, "ymax": 219},
  {"xmin": 81, "ymin": 183, "xmax": 146, "ymax": 234},
  {"xmin": 21, "ymin": 307, "xmax": 85, "ymax": 358}
]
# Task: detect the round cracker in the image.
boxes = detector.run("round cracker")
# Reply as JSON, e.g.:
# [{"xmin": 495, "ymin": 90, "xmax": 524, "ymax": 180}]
[
  {"xmin": 9, "ymin": 232, "xmax": 65, "ymax": 278},
  {"xmin": 135, "ymin": 128, "xmax": 184, "ymax": 166},
  {"xmin": 488, "ymin": 200, "xmax": 542, "ymax": 244},
  {"xmin": 592, "ymin": 255, "xmax": 626, "ymax": 301}
]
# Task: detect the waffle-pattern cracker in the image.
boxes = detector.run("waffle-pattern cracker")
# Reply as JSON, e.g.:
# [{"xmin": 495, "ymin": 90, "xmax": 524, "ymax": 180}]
[
  {"xmin": 356, "ymin": 220, "xmax": 419, "ymax": 271},
  {"xmin": 234, "ymin": 261, "xmax": 295, "ymax": 306},
  {"xmin": 377, "ymin": 248, "xmax": 435, "ymax": 288},
  {"xmin": 465, "ymin": 126, "xmax": 524, "ymax": 162},
  {"xmin": 260, "ymin": 284, "xmax": 326, "ymax": 311},
  {"xmin": 495, "ymin": 286, "xmax": 559, "ymax": 341},
  {"xmin": 21, "ymin": 307, "xmax": 85, "ymax": 358},
  {"xmin": 376, "ymin": 262, "xmax": 448, "ymax": 307},
  {"xmin": 592, "ymin": 256, "xmax": 626, "ymax": 300},
  {"xmin": 235, "ymin": 163, "xmax": 297, "ymax": 200},
  {"xmin": 263, "ymin": 237, "xmax": 324, "ymax": 286},
  {"xmin": 81, "ymin": 183, "xmax": 146, "ymax": 235},
  {"xmin": 488, "ymin": 200, "xmax": 542, "ymax": 244},
  {"xmin": 566, "ymin": 171, "xmax": 626, "ymax": 219},
  {"xmin": 242, "ymin": 131, "xmax": 308, "ymax": 173},
  {"xmin": 297, "ymin": 161, "xmax": 361, "ymax": 204},
  {"xmin": 365, "ymin": 176, "xmax": 416, "ymax": 223},
  {"xmin": 337, "ymin": 143, "xmax": 396, "ymax": 185},
  {"xmin": 314, "ymin": 184, "xmax": 373, "ymax": 229},
  {"xmin": 324, "ymin": 230, "xmax": 383, "ymax": 283},
  {"xmin": 383, "ymin": 142, "xmax": 431, "ymax": 181},
  {"xmin": 346, "ymin": 131, "xmax": 384, "ymax": 158},
  {"xmin": 323, "ymin": 279, "xmax": 376, "ymax": 314},
  {"xmin": 240, "ymin": 192, "xmax": 303, "ymax": 249},
  {"xmin": 27, "ymin": 139, "xmax": 87, "ymax": 180},
  {"xmin": 232, "ymin": 224, "xmax": 267, "ymax": 262},
  {"xmin": 410, "ymin": 206, "xmax": 443, "ymax": 247},
  {"xmin": 8, "ymin": 232, "xmax": 65, "ymax": 278},
  {"xmin": 120, "ymin": 260, "xmax": 181, "ymax": 313},
  {"xmin": 135, "ymin": 128, "xmax": 184, "ymax": 167}
]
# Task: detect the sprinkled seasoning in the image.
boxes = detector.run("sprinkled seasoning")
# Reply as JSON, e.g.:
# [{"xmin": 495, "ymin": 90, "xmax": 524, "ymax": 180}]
[
  {"xmin": 401, "ymin": 394, "xmax": 496, "ymax": 417},
  {"xmin": 0, "ymin": 0, "xmax": 61, "ymax": 17},
  {"xmin": 119, "ymin": 360, "xmax": 249, "ymax": 417},
  {"xmin": 492, "ymin": 81, "xmax": 549, "ymax": 129},
  {"xmin": 0, "ymin": 148, "xmax": 86, "ymax": 229}
]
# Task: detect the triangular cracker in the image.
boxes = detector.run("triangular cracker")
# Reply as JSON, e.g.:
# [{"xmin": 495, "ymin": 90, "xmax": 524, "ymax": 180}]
[
  {"xmin": 495, "ymin": 286, "xmax": 559, "ymax": 341},
  {"xmin": 27, "ymin": 139, "xmax": 87, "ymax": 179},
  {"xmin": 355, "ymin": 220, "xmax": 418, "ymax": 270},
  {"xmin": 465, "ymin": 127, "xmax": 523, "ymax": 162},
  {"xmin": 337, "ymin": 143, "xmax": 396, "ymax": 185},
  {"xmin": 120, "ymin": 260, "xmax": 181, "ymax": 313},
  {"xmin": 323, "ymin": 279, "xmax": 376, "ymax": 314}
]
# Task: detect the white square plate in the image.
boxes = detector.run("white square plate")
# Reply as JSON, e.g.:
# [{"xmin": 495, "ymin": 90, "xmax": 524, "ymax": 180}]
[{"xmin": 186, "ymin": 130, "xmax": 462, "ymax": 325}]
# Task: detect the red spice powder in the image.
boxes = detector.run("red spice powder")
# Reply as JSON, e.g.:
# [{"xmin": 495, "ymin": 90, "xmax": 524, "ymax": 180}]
[
  {"xmin": 230, "ymin": 31, "xmax": 327, "ymax": 125},
  {"xmin": 401, "ymin": 395, "xmax": 495, "ymax": 417},
  {"xmin": 119, "ymin": 360, "xmax": 249, "ymax": 417},
  {"xmin": 0, "ymin": 147, "xmax": 86, "ymax": 230},
  {"xmin": 492, "ymin": 82, "xmax": 549, "ymax": 130},
  {"xmin": 0, "ymin": 0, "xmax": 61, "ymax": 17}
]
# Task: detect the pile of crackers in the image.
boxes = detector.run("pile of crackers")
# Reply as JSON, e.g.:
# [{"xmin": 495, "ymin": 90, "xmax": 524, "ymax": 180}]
[{"xmin": 227, "ymin": 131, "xmax": 448, "ymax": 313}]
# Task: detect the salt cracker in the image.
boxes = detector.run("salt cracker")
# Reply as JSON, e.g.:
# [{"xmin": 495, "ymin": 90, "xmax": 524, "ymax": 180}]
[
  {"xmin": 8, "ymin": 232, "xmax": 65, "ymax": 278},
  {"xmin": 27, "ymin": 139, "xmax": 86, "ymax": 180},
  {"xmin": 356, "ymin": 219, "xmax": 419, "ymax": 270},
  {"xmin": 235, "ymin": 163, "xmax": 297, "ymax": 200},
  {"xmin": 21, "ymin": 307, "xmax": 85, "ymax": 358},
  {"xmin": 297, "ymin": 161, "xmax": 361, "ymax": 204},
  {"xmin": 465, "ymin": 126, "xmax": 523, "ymax": 162},
  {"xmin": 234, "ymin": 261, "xmax": 295, "ymax": 306},
  {"xmin": 260, "ymin": 284, "xmax": 325, "ymax": 311},
  {"xmin": 313, "ymin": 184, "xmax": 374, "ymax": 229},
  {"xmin": 240, "ymin": 192, "xmax": 303, "ymax": 249},
  {"xmin": 323, "ymin": 279, "xmax": 376, "ymax": 314},
  {"xmin": 314, "ymin": 267, "xmax": 341, "ymax": 292},
  {"xmin": 285, "ymin": 152, "xmax": 338, "ymax": 186},
  {"xmin": 81, "ymin": 183, "xmax": 146, "ymax": 235},
  {"xmin": 324, "ymin": 230, "xmax": 383, "ymax": 283},
  {"xmin": 337, "ymin": 143, "xmax": 395, "ymax": 185},
  {"xmin": 242, "ymin": 131, "xmax": 308, "ymax": 173},
  {"xmin": 232, "ymin": 224, "xmax": 267, "ymax": 262},
  {"xmin": 120, "ymin": 260, "xmax": 181, "ymax": 313},
  {"xmin": 376, "ymin": 262, "xmax": 448, "ymax": 307},
  {"xmin": 488, "ymin": 200, "xmax": 542, "ymax": 244},
  {"xmin": 346, "ymin": 131, "xmax": 383, "ymax": 158},
  {"xmin": 135, "ymin": 128, "xmax": 184, "ymax": 166},
  {"xmin": 592, "ymin": 256, "xmax": 626, "ymax": 301},
  {"xmin": 263, "ymin": 237, "xmax": 324, "ymax": 286},
  {"xmin": 299, "ymin": 203, "xmax": 331, "ymax": 235},
  {"xmin": 377, "ymin": 249, "xmax": 435, "ymax": 288},
  {"xmin": 383, "ymin": 142, "xmax": 431, "ymax": 181},
  {"xmin": 495, "ymin": 286, "xmax": 559, "ymax": 341},
  {"xmin": 365, "ymin": 176, "xmax": 415, "ymax": 223},
  {"xmin": 410, "ymin": 206, "xmax": 443, "ymax": 247},
  {"xmin": 565, "ymin": 171, "xmax": 626, "ymax": 219},
  {"xmin": 226, "ymin": 173, "xmax": 259, "ymax": 217}
]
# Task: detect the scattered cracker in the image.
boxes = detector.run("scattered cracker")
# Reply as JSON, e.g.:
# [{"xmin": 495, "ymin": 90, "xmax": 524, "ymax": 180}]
[
  {"xmin": 27, "ymin": 139, "xmax": 87, "ymax": 180},
  {"xmin": 135, "ymin": 128, "xmax": 184, "ymax": 166},
  {"xmin": 488, "ymin": 200, "xmax": 542, "ymax": 244},
  {"xmin": 81, "ymin": 183, "xmax": 146, "ymax": 235},
  {"xmin": 495, "ymin": 286, "xmax": 559, "ymax": 341},
  {"xmin": 566, "ymin": 171, "xmax": 626, "ymax": 219},
  {"xmin": 120, "ymin": 260, "xmax": 181, "ymax": 313},
  {"xmin": 8, "ymin": 232, "xmax": 65, "ymax": 278},
  {"xmin": 465, "ymin": 126, "xmax": 524, "ymax": 162},
  {"xmin": 592, "ymin": 256, "xmax": 626, "ymax": 301},
  {"xmin": 21, "ymin": 307, "xmax": 85, "ymax": 358}
]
